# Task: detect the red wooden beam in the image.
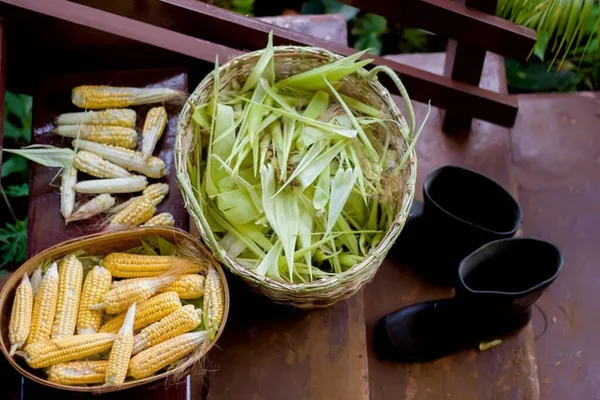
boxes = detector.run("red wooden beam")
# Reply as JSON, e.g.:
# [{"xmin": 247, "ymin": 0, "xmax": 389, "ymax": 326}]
[
  {"xmin": 0, "ymin": 17, "xmax": 6, "ymax": 179},
  {"xmin": 342, "ymin": 0, "xmax": 536, "ymax": 62}
]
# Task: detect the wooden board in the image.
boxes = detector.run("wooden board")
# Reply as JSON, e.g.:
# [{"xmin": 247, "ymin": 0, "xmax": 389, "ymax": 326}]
[{"xmin": 511, "ymin": 92, "xmax": 600, "ymax": 399}]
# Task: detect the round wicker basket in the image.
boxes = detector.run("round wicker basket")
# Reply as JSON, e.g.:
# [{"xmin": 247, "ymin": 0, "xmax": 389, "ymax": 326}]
[{"xmin": 176, "ymin": 46, "xmax": 417, "ymax": 309}]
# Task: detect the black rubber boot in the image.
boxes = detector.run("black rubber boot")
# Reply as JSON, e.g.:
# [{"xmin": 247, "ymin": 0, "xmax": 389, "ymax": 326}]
[
  {"xmin": 375, "ymin": 238, "xmax": 563, "ymax": 362},
  {"xmin": 391, "ymin": 166, "xmax": 522, "ymax": 284}
]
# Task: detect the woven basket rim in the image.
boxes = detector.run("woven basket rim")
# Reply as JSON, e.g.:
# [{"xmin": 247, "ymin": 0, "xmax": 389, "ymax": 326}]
[{"xmin": 175, "ymin": 45, "xmax": 417, "ymax": 305}]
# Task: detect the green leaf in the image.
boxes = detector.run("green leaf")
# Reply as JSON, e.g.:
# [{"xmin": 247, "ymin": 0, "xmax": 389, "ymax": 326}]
[
  {"xmin": 1, "ymin": 156, "xmax": 29, "ymax": 178},
  {"xmin": 4, "ymin": 183, "xmax": 29, "ymax": 197},
  {"xmin": 3, "ymin": 120, "xmax": 27, "ymax": 141},
  {"xmin": 3, "ymin": 145, "xmax": 75, "ymax": 168},
  {"xmin": 0, "ymin": 219, "xmax": 27, "ymax": 267},
  {"xmin": 322, "ymin": 0, "xmax": 359, "ymax": 20},
  {"xmin": 5, "ymin": 91, "xmax": 32, "ymax": 127}
]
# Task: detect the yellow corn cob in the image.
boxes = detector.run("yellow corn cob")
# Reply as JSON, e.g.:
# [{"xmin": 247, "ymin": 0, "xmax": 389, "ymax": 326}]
[
  {"xmin": 48, "ymin": 360, "xmax": 108, "ymax": 385},
  {"xmin": 105, "ymin": 303, "xmax": 136, "ymax": 385},
  {"xmin": 55, "ymin": 125, "xmax": 138, "ymax": 149},
  {"xmin": 55, "ymin": 109, "xmax": 136, "ymax": 127},
  {"xmin": 141, "ymin": 107, "xmax": 167, "ymax": 160},
  {"xmin": 128, "ymin": 331, "xmax": 208, "ymax": 379},
  {"xmin": 60, "ymin": 167, "xmax": 77, "ymax": 220},
  {"xmin": 108, "ymin": 195, "xmax": 155, "ymax": 229},
  {"xmin": 99, "ymin": 292, "xmax": 181, "ymax": 334},
  {"xmin": 23, "ymin": 333, "xmax": 116, "ymax": 369},
  {"xmin": 30, "ymin": 267, "xmax": 43, "ymax": 297},
  {"xmin": 141, "ymin": 213, "xmax": 175, "ymax": 227},
  {"xmin": 109, "ymin": 183, "xmax": 169, "ymax": 214},
  {"xmin": 91, "ymin": 275, "xmax": 176, "ymax": 314},
  {"xmin": 77, "ymin": 266, "xmax": 112, "ymax": 334},
  {"xmin": 74, "ymin": 151, "xmax": 132, "ymax": 178},
  {"xmin": 52, "ymin": 255, "xmax": 84, "ymax": 339},
  {"xmin": 132, "ymin": 305, "xmax": 201, "ymax": 355},
  {"xmin": 72, "ymin": 139, "xmax": 166, "ymax": 178},
  {"xmin": 112, "ymin": 274, "xmax": 204, "ymax": 300},
  {"xmin": 203, "ymin": 265, "xmax": 224, "ymax": 335},
  {"xmin": 27, "ymin": 263, "xmax": 59, "ymax": 345},
  {"xmin": 66, "ymin": 194, "xmax": 116, "ymax": 224},
  {"xmin": 9, "ymin": 274, "xmax": 33, "ymax": 355},
  {"xmin": 102, "ymin": 253, "xmax": 205, "ymax": 278},
  {"xmin": 72, "ymin": 86, "xmax": 183, "ymax": 109},
  {"xmin": 74, "ymin": 175, "xmax": 148, "ymax": 194}
]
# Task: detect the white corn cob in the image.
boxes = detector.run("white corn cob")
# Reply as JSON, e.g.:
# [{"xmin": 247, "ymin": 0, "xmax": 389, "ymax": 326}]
[
  {"xmin": 30, "ymin": 268, "xmax": 43, "ymax": 297},
  {"xmin": 72, "ymin": 86, "xmax": 183, "ymax": 109},
  {"xmin": 141, "ymin": 213, "xmax": 175, "ymax": 227},
  {"xmin": 55, "ymin": 109, "xmax": 136, "ymax": 127},
  {"xmin": 141, "ymin": 107, "xmax": 167, "ymax": 160},
  {"xmin": 74, "ymin": 151, "xmax": 132, "ymax": 178},
  {"xmin": 66, "ymin": 194, "xmax": 116, "ymax": 223},
  {"xmin": 74, "ymin": 176, "xmax": 147, "ymax": 194},
  {"xmin": 55, "ymin": 125, "xmax": 138, "ymax": 149},
  {"xmin": 60, "ymin": 167, "xmax": 77, "ymax": 220}
]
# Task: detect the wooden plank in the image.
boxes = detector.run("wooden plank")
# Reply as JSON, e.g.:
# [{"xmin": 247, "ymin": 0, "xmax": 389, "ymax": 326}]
[
  {"xmin": 365, "ymin": 52, "xmax": 540, "ymax": 400},
  {"xmin": 342, "ymin": 0, "xmax": 536, "ymax": 62},
  {"xmin": 61, "ymin": 0, "xmax": 519, "ymax": 128},
  {"xmin": 442, "ymin": 0, "xmax": 497, "ymax": 133},
  {"xmin": 511, "ymin": 91, "xmax": 600, "ymax": 399}
]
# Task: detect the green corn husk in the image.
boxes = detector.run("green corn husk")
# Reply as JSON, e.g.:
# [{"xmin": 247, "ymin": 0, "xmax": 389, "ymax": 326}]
[{"xmin": 183, "ymin": 37, "xmax": 426, "ymax": 284}]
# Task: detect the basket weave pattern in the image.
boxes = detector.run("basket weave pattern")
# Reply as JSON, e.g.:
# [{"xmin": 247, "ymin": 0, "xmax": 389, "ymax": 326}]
[{"xmin": 176, "ymin": 46, "xmax": 417, "ymax": 309}]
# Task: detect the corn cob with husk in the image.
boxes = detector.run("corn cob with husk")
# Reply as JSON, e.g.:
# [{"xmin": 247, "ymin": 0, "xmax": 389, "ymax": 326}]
[
  {"xmin": 55, "ymin": 109, "xmax": 136, "ymax": 127},
  {"xmin": 107, "ymin": 195, "xmax": 155, "ymax": 229},
  {"xmin": 105, "ymin": 303, "xmax": 136, "ymax": 385},
  {"xmin": 30, "ymin": 267, "xmax": 43, "ymax": 296},
  {"xmin": 27, "ymin": 263, "xmax": 59, "ymax": 345},
  {"xmin": 74, "ymin": 175, "xmax": 148, "ymax": 194},
  {"xmin": 132, "ymin": 304, "xmax": 201, "ymax": 355},
  {"xmin": 72, "ymin": 139, "xmax": 166, "ymax": 178},
  {"xmin": 48, "ymin": 361, "xmax": 108, "ymax": 385},
  {"xmin": 9, "ymin": 274, "xmax": 33, "ymax": 355},
  {"xmin": 141, "ymin": 107, "xmax": 167, "ymax": 160},
  {"xmin": 112, "ymin": 274, "xmax": 204, "ymax": 299},
  {"xmin": 72, "ymin": 85, "xmax": 183, "ymax": 109},
  {"xmin": 66, "ymin": 194, "xmax": 116, "ymax": 224},
  {"xmin": 77, "ymin": 265, "xmax": 112, "ymax": 334},
  {"xmin": 74, "ymin": 151, "xmax": 132, "ymax": 178},
  {"xmin": 102, "ymin": 253, "xmax": 205, "ymax": 278},
  {"xmin": 52, "ymin": 255, "xmax": 83, "ymax": 339},
  {"xmin": 22, "ymin": 332, "xmax": 117, "ymax": 369},
  {"xmin": 55, "ymin": 125, "xmax": 138, "ymax": 149},
  {"xmin": 128, "ymin": 331, "xmax": 209, "ymax": 380},
  {"xmin": 99, "ymin": 292, "xmax": 181, "ymax": 334},
  {"xmin": 203, "ymin": 265, "xmax": 224, "ymax": 338},
  {"xmin": 110, "ymin": 183, "xmax": 169, "ymax": 214},
  {"xmin": 141, "ymin": 212, "xmax": 175, "ymax": 227},
  {"xmin": 60, "ymin": 167, "xmax": 77, "ymax": 220},
  {"xmin": 90, "ymin": 274, "xmax": 177, "ymax": 314}
]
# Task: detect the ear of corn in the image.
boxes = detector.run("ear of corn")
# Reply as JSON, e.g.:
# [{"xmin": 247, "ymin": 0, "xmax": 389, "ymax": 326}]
[
  {"xmin": 91, "ymin": 275, "xmax": 175, "ymax": 314},
  {"xmin": 105, "ymin": 303, "xmax": 136, "ymax": 385},
  {"xmin": 110, "ymin": 183, "xmax": 169, "ymax": 214},
  {"xmin": 141, "ymin": 213, "xmax": 175, "ymax": 227},
  {"xmin": 27, "ymin": 263, "xmax": 59, "ymax": 345},
  {"xmin": 108, "ymin": 195, "xmax": 155, "ymax": 229},
  {"xmin": 112, "ymin": 274, "xmax": 204, "ymax": 300},
  {"xmin": 23, "ymin": 332, "xmax": 116, "ymax": 369},
  {"xmin": 132, "ymin": 305, "xmax": 201, "ymax": 355},
  {"xmin": 72, "ymin": 86, "xmax": 183, "ymax": 109},
  {"xmin": 128, "ymin": 331, "xmax": 208, "ymax": 379},
  {"xmin": 30, "ymin": 268, "xmax": 43, "ymax": 297},
  {"xmin": 74, "ymin": 176, "xmax": 148, "ymax": 194},
  {"xmin": 52, "ymin": 255, "xmax": 84, "ymax": 339},
  {"xmin": 99, "ymin": 292, "xmax": 181, "ymax": 334},
  {"xmin": 55, "ymin": 125, "xmax": 138, "ymax": 149},
  {"xmin": 66, "ymin": 194, "xmax": 116, "ymax": 224},
  {"xmin": 48, "ymin": 360, "xmax": 108, "ymax": 385},
  {"xmin": 72, "ymin": 139, "xmax": 166, "ymax": 178},
  {"xmin": 9, "ymin": 274, "xmax": 33, "ymax": 355},
  {"xmin": 203, "ymin": 265, "xmax": 224, "ymax": 338},
  {"xmin": 60, "ymin": 167, "xmax": 77, "ymax": 220},
  {"xmin": 102, "ymin": 253, "xmax": 205, "ymax": 278},
  {"xmin": 74, "ymin": 151, "xmax": 132, "ymax": 178},
  {"xmin": 77, "ymin": 265, "xmax": 112, "ymax": 334},
  {"xmin": 141, "ymin": 107, "xmax": 167, "ymax": 160},
  {"xmin": 55, "ymin": 109, "xmax": 136, "ymax": 127}
]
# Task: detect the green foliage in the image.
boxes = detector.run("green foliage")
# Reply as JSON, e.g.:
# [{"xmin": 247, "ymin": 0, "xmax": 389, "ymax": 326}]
[
  {"xmin": 4, "ymin": 183, "xmax": 29, "ymax": 197},
  {"xmin": 352, "ymin": 13, "xmax": 387, "ymax": 55},
  {"xmin": 0, "ymin": 219, "xmax": 27, "ymax": 267},
  {"xmin": 396, "ymin": 28, "xmax": 430, "ymax": 54},
  {"xmin": 211, "ymin": 0, "xmax": 255, "ymax": 16}
]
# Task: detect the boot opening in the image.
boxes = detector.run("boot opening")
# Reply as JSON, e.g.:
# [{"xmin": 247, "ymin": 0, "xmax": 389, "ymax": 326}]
[
  {"xmin": 461, "ymin": 239, "xmax": 563, "ymax": 294},
  {"xmin": 425, "ymin": 166, "xmax": 521, "ymax": 235}
]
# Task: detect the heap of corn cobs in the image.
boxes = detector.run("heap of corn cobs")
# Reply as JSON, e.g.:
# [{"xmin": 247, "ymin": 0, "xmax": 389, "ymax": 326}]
[{"xmin": 7, "ymin": 251, "xmax": 224, "ymax": 386}]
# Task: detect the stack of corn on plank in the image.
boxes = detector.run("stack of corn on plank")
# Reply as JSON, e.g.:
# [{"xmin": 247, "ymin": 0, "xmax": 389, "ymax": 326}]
[
  {"xmin": 7, "ymin": 237, "xmax": 223, "ymax": 387},
  {"xmin": 6, "ymin": 85, "xmax": 181, "ymax": 228}
]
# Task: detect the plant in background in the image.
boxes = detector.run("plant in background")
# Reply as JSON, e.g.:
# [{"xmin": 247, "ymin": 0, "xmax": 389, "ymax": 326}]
[
  {"xmin": 352, "ymin": 13, "xmax": 387, "ymax": 55},
  {"xmin": 205, "ymin": 0, "xmax": 255, "ymax": 16}
]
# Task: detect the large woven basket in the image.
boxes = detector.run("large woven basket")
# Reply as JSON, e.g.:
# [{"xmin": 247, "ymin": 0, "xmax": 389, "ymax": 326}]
[
  {"xmin": 176, "ymin": 46, "xmax": 417, "ymax": 309},
  {"xmin": 0, "ymin": 227, "xmax": 229, "ymax": 393}
]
